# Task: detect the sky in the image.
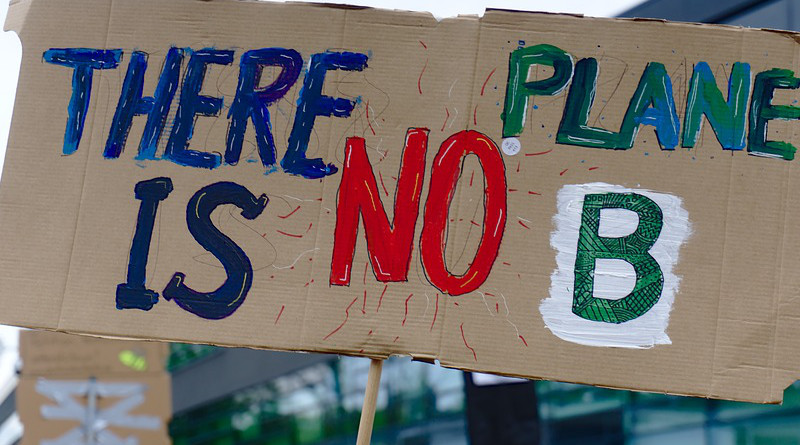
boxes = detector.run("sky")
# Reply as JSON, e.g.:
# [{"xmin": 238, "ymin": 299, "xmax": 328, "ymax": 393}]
[{"xmin": 0, "ymin": 0, "xmax": 643, "ymax": 441}]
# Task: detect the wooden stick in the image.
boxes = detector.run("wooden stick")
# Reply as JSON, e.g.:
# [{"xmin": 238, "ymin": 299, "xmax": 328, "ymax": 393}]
[{"xmin": 355, "ymin": 358, "xmax": 384, "ymax": 445}]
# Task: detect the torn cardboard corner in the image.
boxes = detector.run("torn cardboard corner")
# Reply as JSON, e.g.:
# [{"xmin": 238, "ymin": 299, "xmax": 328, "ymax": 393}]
[{"xmin": 2, "ymin": 0, "xmax": 800, "ymax": 403}]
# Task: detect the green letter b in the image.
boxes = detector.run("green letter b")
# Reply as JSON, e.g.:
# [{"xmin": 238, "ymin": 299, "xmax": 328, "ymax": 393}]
[{"xmin": 573, "ymin": 192, "xmax": 664, "ymax": 323}]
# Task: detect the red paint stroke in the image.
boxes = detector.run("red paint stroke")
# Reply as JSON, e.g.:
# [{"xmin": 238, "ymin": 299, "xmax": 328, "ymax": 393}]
[
  {"xmin": 470, "ymin": 220, "xmax": 481, "ymax": 227},
  {"xmin": 402, "ymin": 293, "xmax": 413, "ymax": 326},
  {"xmin": 528, "ymin": 191, "xmax": 541, "ymax": 195},
  {"xmin": 394, "ymin": 336, "xmax": 400, "ymax": 343},
  {"xmin": 460, "ymin": 323, "xmax": 477, "ymax": 361},
  {"xmin": 368, "ymin": 330, "xmax": 374, "ymax": 335},
  {"xmin": 516, "ymin": 161, "xmax": 520, "ymax": 173},
  {"xmin": 588, "ymin": 166, "xmax": 600, "ymax": 171},
  {"xmin": 525, "ymin": 148, "xmax": 553, "ymax": 157},
  {"xmin": 376, "ymin": 284, "xmax": 388, "ymax": 313},
  {"xmin": 359, "ymin": 349, "xmax": 365, "ymax": 353},
  {"xmin": 304, "ymin": 279, "xmax": 315, "ymax": 287},
  {"xmin": 469, "ymin": 170, "xmax": 475, "ymax": 187},
  {"xmin": 277, "ymin": 229, "xmax": 303, "ymax": 238},
  {"xmin": 362, "ymin": 289, "xmax": 367, "ymax": 314},
  {"xmin": 391, "ymin": 175, "xmax": 398, "ymax": 181},
  {"xmin": 418, "ymin": 59, "xmax": 428, "ymax": 95},
  {"xmin": 305, "ymin": 222, "xmax": 313, "ymax": 233},
  {"xmin": 473, "ymin": 104, "xmax": 479, "ymax": 125},
  {"xmin": 508, "ymin": 188, "xmax": 518, "ymax": 192},
  {"xmin": 378, "ymin": 171, "xmax": 389, "ymax": 197},
  {"xmin": 481, "ymin": 67, "xmax": 497, "ymax": 96},
  {"xmin": 454, "ymin": 301, "xmax": 460, "ymax": 307},
  {"xmin": 365, "ymin": 100, "xmax": 376, "ymax": 136},
  {"xmin": 278, "ymin": 206, "xmax": 301, "ymax": 219},
  {"xmin": 441, "ymin": 107, "xmax": 450, "ymax": 132},
  {"xmin": 419, "ymin": 40, "xmax": 427, "ymax": 49},
  {"xmin": 518, "ymin": 220, "xmax": 531, "ymax": 230},
  {"xmin": 519, "ymin": 335, "xmax": 529, "ymax": 347},
  {"xmin": 559, "ymin": 168, "xmax": 569, "ymax": 176},
  {"xmin": 495, "ymin": 302, "xmax": 499, "ymax": 313},
  {"xmin": 502, "ymin": 262, "xmax": 511, "ymax": 266},
  {"xmin": 430, "ymin": 293, "xmax": 439, "ymax": 331},
  {"xmin": 323, "ymin": 297, "xmax": 358, "ymax": 340},
  {"xmin": 485, "ymin": 292, "xmax": 495, "ymax": 297},
  {"xmin": 274, "ymin": 305, "xmax": 285, "ymax": 325},
  {"xmin": 363, "ymin": 262, "xmax": 369, "ymax": 285}
]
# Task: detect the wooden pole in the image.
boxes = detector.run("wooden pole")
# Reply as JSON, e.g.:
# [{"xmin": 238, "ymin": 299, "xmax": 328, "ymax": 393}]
[{"xmin": 355, "ymin": 358, "xmax": 384, "ymax": 445}]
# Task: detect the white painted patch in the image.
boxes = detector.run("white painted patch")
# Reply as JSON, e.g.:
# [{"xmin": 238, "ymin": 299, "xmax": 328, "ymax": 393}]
[
  {"xmin": 501, "ymin": 137, "xmax": 521, "ymax": 156},
  {"xmin": 540, "ymin": 183, "xmax": 691, "ymax": 349}
]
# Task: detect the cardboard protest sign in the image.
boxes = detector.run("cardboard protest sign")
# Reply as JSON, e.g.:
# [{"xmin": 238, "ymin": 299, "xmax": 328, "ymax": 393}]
[
  {"xmin": 2, "ymin": 0, "xmax": 800, "ymax": 403},
  {"xmin": 18, "ymin": 331, "xmax": 171, "ymax": 445}
]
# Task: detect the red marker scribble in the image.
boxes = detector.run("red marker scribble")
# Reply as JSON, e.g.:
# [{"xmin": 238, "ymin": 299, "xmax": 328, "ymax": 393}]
[
  {"xmin": 502, "ymin": 262, "xmax": 511, "ymax": 266},
  {"xmin": 441, "ymin": 107, "xmax": 450, "ymax": 132},
  {"xmin": 418, "ymin": 59, "xmax": 428, "ymax": 95},
  {"xmin": 365, "ymin": 100, "xmax": 376, "ymax": 136},
  {"xmin": 419, "ymin": 40, "xmax": 427, "ymax": 49},
  {"xmin": 430, "ymin": 293, "xmax": 439, "ymax": 331},
  {"xmin": 525, "ymin": 148, "xmax": 553, "ymax": 157},
  {"xmin": 481, "ymin": 67, "xmax": 497, "ymax": 96},
  {"xmin": 559, "ymin": 168, "xmax": 569, "ymax": 176},
  {"xmin": 402, "ymin": 294, "xmax": 413, "ymax": 326},
  {"xmin": 588, "ymin": 166, "xmax": 600, "ymax": 171},
  {"xmin": 277, "ymin": 229, "xmax": 303, "ymax": 238},
  {"xmin": 495, "ymin": 302, "xmax": 499, "ymax": 313},
  {"xmin": 516, "ymin": 161, "xmax": 520, "ymax": 173},
  {"xmin": 362, "ymin": 289, "xmax": 367, "ymax": 314},
  {"xmin": 274, "ymin": 305, "xmax": 285, "ymax": 325},
  {"xmin": 508, "ymin": 188, "xmax": 518, "ymax": 192},
  {"xmin": 278, "ymin": 206, "xmax": 301, "ymax": 219},
  {"xmin": 469, "ymin": 170, "xmax": 475, "ymax": 187},
  {"xmin": 528, "ymin": 191, "xmax": 541, "ymax": 195},
  {"xmin": 470, "ymin": 220, "xmax": 481, "ymax": 227},
  {"xmin": 519, "ymin": 335, "xmax": 529, "ymax": 347},
  {"xmin": 376, "ymin": 284, "xmax": 388, "ymax": 313},
  {"xmin": 394, "ymin": 336, "xmax": 400, "ymax": 343},
  {"xmin": 473, "ymin": 104, "xmax": 479, "ymax": 125},
  {"xmin": 324, "ymin": 297, "xmax": 358, "ymax": 340},
  {"xmin": 305, "ymin": 222, "xmax": 313, "ymax": 233},
  {"xmin": 363, "ymin": 262, "xmax": 369, "ymax": 285},
  {"xmin": 460, "ymin": 323, "xmax": 477, "ymax": 361},
  {"xmin": 368, "ymin": 329, "xmax": 373, "ymax": 335},
  {"xmin": 304, "ymin": 279, "xmax": 314, "ymax": 287},
  {"xmin": 518, "ymin": 220, "xmax": 531, "ymax": 229},
  {"xmin": 379, "ymin": 171, "xmax": 389, "ymax": 197}
]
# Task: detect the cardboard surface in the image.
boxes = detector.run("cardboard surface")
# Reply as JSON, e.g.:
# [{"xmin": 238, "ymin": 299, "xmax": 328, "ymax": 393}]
[
  {"xmin": 17, "ymin": 375, "xmax": 171, "ymax": 445},
  {"xmin": 2, "ymin": 0, "xmax": 800, "ymax": 403},
  {"xmin": 19, "ymin": 330, "xmax": 169, "ymax": 377},
  {"xmin": 17, "ymin": 331, "xmax": 171, "ymax": 444}
]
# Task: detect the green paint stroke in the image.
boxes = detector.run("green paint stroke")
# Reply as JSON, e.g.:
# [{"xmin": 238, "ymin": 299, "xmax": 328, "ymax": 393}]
[
  {"xmin": 557, "ymin": 60, "xmax": 680, "ymax": 150},
  {"xmin": 119, "ymin": 350, "xmax": 148, "ymax": 371},
  {"xmin": 502, "ymin": 44, "xmax": 573, "ymax": 138},
  {"xmin": 683, "ymin": 62, "xmax": 751, "ymax": 150},
  {"xmin": 748, "ymin": 68, "xmax": 800, "ymax": 161},
  {"xmin": 573, "ymin": 192, "xmax": 664, "ymax": 324}
]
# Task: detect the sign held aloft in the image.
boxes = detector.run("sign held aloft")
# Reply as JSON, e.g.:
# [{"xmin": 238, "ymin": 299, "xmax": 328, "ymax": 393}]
[{"xmin": 2, "ymin": 0, "xmax": 800, "ymax": 403}]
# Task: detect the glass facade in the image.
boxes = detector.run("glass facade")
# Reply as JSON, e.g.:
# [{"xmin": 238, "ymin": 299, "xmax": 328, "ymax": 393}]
[
  {"xmin": 169, "ymin": 350, "xmax": 800, "ymax": 445},
  {"xmin": 170, "ymin": 355, "xmax": 466, "ymax": 445}
]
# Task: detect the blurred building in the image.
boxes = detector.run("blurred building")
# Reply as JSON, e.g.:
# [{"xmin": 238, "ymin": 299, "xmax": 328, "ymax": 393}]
[{"xmin": 2, "ymin": 0, "xmax": 800, "ymax": 444}]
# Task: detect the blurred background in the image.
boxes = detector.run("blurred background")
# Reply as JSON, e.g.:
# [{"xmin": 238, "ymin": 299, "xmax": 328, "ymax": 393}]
[{"xmin": 0, "ymin": 0, "xmax": 799, "ymax": 444}]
